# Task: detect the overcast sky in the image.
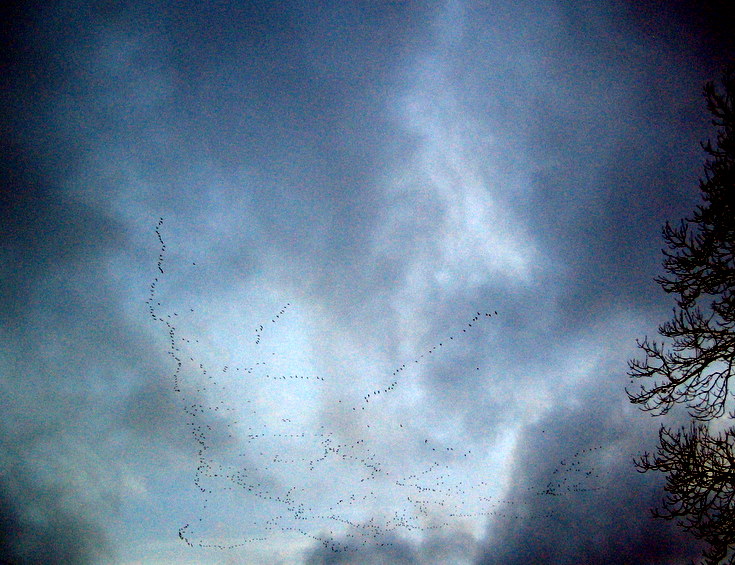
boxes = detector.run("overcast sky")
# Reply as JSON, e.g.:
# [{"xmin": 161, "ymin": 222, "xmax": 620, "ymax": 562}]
[{"xmin": 3, "ymin": 1, "xmax": 734, "ymax": 564}]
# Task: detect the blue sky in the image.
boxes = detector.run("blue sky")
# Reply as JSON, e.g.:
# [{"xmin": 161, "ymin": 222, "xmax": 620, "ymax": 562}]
[{"xmin": 2, "ymin": 1, "xmax": 734, "ymax": 563}]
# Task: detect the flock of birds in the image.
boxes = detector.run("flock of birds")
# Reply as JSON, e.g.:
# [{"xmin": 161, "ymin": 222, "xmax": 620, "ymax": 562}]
[{"xmin": 146, "ymin": 218, "xmax": 608, "ymax": 554}]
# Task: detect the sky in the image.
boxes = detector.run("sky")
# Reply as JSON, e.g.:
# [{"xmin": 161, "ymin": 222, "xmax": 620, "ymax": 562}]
[{"xmin": 2, "ymin": 1, "xmax": 734, "ymax": 564}]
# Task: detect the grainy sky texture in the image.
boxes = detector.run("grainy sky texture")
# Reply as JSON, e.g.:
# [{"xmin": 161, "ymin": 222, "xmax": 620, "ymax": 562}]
[{"xmin": 2, "ymin": 1, "xmax": 734, "ymax": 564}]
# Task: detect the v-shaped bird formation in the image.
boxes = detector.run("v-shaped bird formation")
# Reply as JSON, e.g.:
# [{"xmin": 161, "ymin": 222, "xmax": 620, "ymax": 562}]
[{"xmin": 147, "ymin": 219, "xmax": 608, "ymax": 554}]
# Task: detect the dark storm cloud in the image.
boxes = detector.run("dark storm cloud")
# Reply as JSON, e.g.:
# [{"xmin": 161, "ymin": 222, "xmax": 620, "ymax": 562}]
[
  {"xmin": 0, "ymin": 140, "xmax": 123, "ymax": 561},
  {"xmin": 2, "ymin": 16, "xmax": 225, "ymax": 561},
  {"xmin": 477, "ymin": 382, "xmax": 705, "ymax": 564},
  {"xmin": 306, "ymin": 537, "xmax": 420, "ymax": 565},
  {"xmin": 450, "ymin": 0, "xmax": 732, "ymax": 330},
  {"xmin": 0, "ymin": 178, "xmax": 188, "ymax": 562},
  {"xmin": 0, "ymin": 138, "xmax": 126, "ymax": 317},
  {"xmin": 102, "ymin": 1, "xmax": 432, "ymax": 260},
  {"xmin": 0, "ymin": 472, "xmax": 109, "ymax": 565},
  {"xmin": 305, "ymin": 525, "xmax": 481, "ymax": 565},
  {"xmin": 156, "ymin": 2, "xmax": 436, "ymax": 298},
  {"xmin": 2, "ymin": 0, "xmax": 430, "ymax": 303}
]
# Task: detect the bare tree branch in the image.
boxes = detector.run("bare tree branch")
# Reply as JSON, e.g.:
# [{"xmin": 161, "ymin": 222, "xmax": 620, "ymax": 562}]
[
  {"xmin": 628, "ymin": 66, "xmax": 735, "ymax": 421},
  {"xmin": 628, "ymin": 66, "xmax": 735, "ymax": 564}
]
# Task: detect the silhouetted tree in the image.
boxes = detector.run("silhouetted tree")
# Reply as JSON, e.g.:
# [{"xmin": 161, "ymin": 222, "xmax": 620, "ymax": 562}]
[
  {"xmin": 628, "ymin": 66, "xmax": 735, "ymax": 565},
  {"xmin": 637, "ymin": 423, "xmax": 735, "ymax": 564},
  {"xmin": 628, "ymin": 68, "xmax": 735, "ymax": 421}
]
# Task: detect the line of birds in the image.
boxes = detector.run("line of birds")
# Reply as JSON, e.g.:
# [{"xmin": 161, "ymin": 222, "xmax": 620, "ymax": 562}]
[{"xmin": 148, "ymin": 218, "xmax": 608, "ymax": 553}]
